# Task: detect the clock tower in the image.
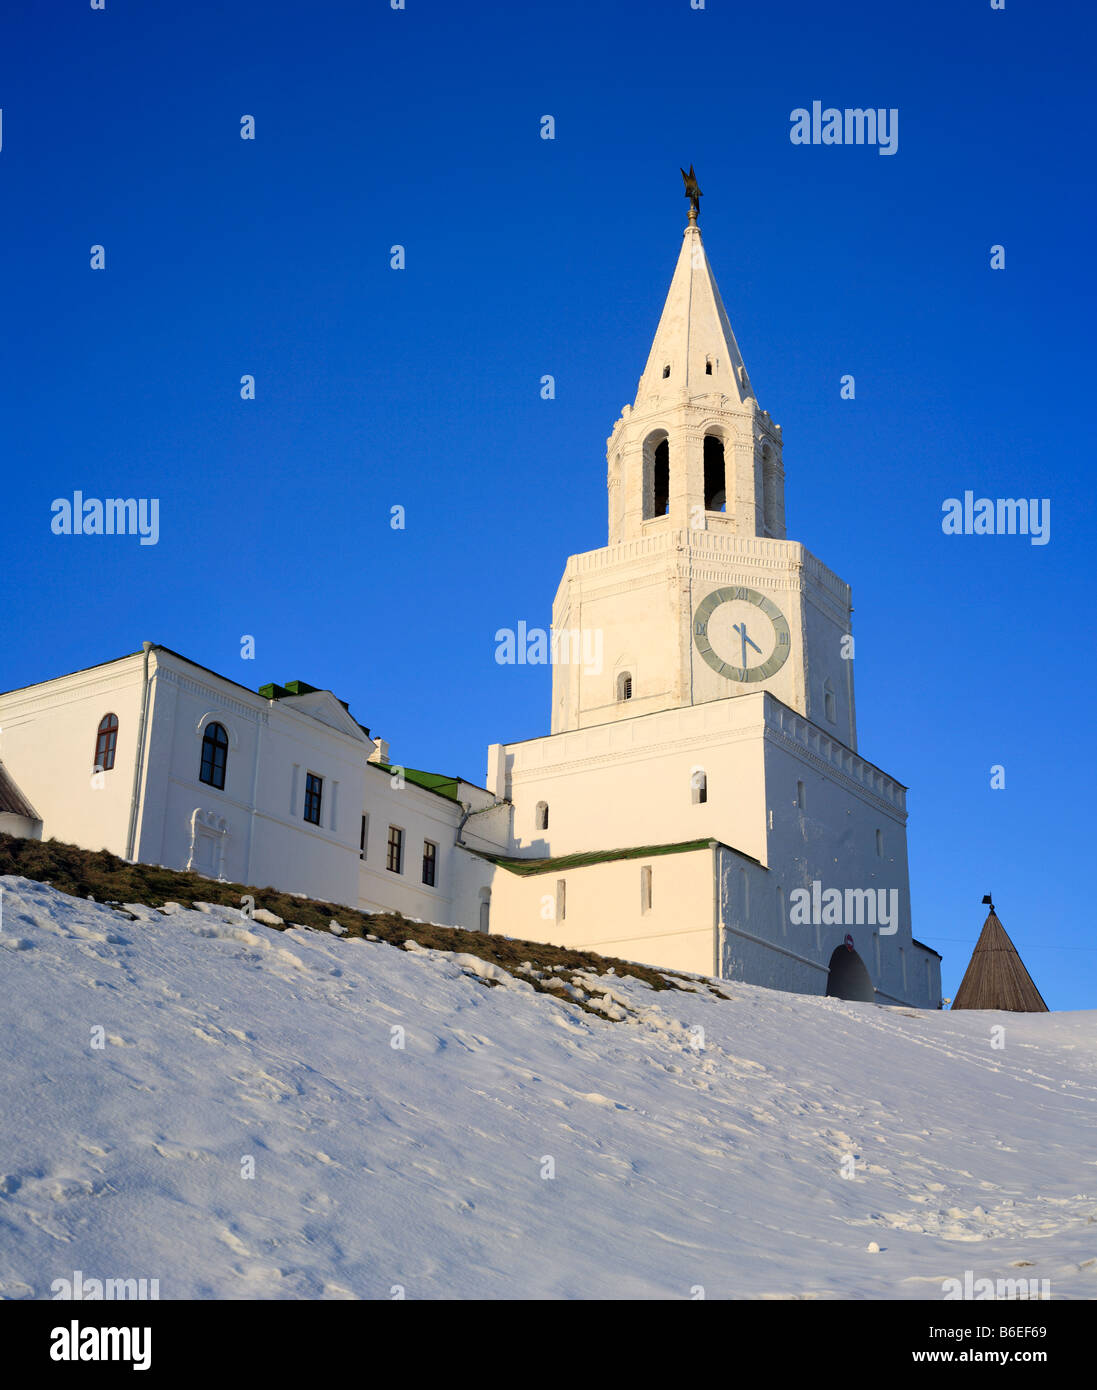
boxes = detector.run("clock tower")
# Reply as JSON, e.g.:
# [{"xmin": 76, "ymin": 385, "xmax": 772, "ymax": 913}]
[{"xmin": 551, "ymin": 195, "xmax": 858, "ymax": 751}]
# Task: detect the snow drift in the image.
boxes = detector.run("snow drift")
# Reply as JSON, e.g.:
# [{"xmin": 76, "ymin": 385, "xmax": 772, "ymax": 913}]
[{"xmin": 0, "ymin": 875, "xmax": 1094, "ymax": 1299}]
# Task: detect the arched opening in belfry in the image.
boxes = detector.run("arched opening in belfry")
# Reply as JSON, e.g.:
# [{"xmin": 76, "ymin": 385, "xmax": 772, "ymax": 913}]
[
  {"xmin": 825, "ymin": 944, "xmax": 876, "ymax": 1003},
  {"xmin": 638, "ymin": 430, "xmax": 668, "ymax": 521},
  {"xmin": 761, "ymin": 443, "xmax": 778, "ymax": 536},
  {"xmin": 704, "ymin": 435, "xmax": 726, "ymax": 511}
]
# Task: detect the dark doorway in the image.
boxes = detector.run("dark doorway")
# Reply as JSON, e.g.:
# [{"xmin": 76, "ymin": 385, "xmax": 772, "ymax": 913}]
[{"xmin": 826, "ymin": 944, "xmax": 875, "ymax": 1002}]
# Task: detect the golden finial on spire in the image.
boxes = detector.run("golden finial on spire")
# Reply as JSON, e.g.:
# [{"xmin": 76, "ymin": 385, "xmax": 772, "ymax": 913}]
[{"xmin": 680, "ymin": 164, "xmax": 702, "ymax": 224}]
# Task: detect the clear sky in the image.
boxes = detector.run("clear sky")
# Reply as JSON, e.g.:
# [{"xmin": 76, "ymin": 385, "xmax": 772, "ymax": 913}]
[{"xmin": 2, "ymin": 1, "xmax": 1094, "ymax": 1007}]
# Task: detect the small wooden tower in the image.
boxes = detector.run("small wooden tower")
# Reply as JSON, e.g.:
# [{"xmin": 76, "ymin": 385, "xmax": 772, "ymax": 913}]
[{"xmin": 951, "ymin": 896, "xmax": 1048, "ymax": 1012}]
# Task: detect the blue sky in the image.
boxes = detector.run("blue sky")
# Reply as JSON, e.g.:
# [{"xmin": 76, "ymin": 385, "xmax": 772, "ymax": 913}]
[{"xmin": 2, "ymin": 1, "xmax": 1094, "ymax": 1007}]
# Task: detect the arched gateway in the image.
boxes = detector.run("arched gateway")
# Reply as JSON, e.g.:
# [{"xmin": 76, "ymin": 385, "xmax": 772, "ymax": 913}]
[{"xmin": 825, "ymin": 944, "xmax": 876, "ymax": 1003}]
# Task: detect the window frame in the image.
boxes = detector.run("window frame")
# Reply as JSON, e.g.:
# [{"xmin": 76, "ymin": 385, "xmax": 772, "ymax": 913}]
[
  {"xmin": 199, "ymin": 721, "xmax": 229, "ymax": 791},
  {"xmin": 387, "ymin": 824, "xmax": 404, "ymax": 874},
  {"xmin": 304, "ymin": 772, "xmax": 324, "ymax": 826},
  {"xmin": 422, "ymin": 839, "xmax": 437, "ymax": 887},
  {"xmin": 94, "ymin": 713, "xmax": 119, "ymax": 773}
]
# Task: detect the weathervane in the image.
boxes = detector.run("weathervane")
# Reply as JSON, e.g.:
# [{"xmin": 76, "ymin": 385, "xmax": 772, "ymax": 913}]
[{"xmin": 680, "ymin": 164, "xmax": 702, "ymax": 224}]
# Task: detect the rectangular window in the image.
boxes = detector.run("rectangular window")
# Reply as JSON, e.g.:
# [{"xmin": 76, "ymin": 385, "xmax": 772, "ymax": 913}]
[
  {"xmin": 360, "ymin": 813, "xmax": 369, "ymax": 861},
  {"xmin": 387, "ymin": 825, "xmax": 404, "ymax": 874},
  {"xmin": 556, "ymin": 878, "xmax": 566, "ymax": 923},
  {"xmin": 422, "ymin": 840, "xmax": 437, "ymax": 887},
  {"xmin": 640, "ymin": 865, "xmax": 652, "ymax": 914},
  {"xmin": 304, "ymin": 772, "xmax": 323, "ymax": 826}
]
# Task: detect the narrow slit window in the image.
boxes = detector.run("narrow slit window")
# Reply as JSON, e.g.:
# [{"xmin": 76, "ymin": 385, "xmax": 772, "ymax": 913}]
[
  {"xmin": 704, "ymin": 435, "xmax": 726, "ymax": 511},
  {"xmin": 653, "ymin": 439, "xmax": 670, "ymax": 516}
]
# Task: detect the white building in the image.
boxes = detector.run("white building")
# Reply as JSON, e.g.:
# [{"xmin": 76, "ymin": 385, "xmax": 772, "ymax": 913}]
[
  {"xmin": 481, "ymin": 196, "xmax": 940, "ymax": 1007},
  {"xmin": 0, "ymin": 645, "xmax": 505, "ymax": 934},
  {"xmin": 0, "ymin": 189, "xmax": 940, "ymax": 1006}
]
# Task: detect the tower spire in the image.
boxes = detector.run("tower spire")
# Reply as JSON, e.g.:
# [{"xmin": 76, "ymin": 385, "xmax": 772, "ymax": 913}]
[{"xmin": 632, "ymin": 178, "xmax": 754, "ymax": 409}]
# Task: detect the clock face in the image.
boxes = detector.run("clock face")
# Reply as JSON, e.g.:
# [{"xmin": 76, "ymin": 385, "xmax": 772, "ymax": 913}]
[{"xmin": 693, "ymin": 585, "xmax": 791, "ymax": 683}]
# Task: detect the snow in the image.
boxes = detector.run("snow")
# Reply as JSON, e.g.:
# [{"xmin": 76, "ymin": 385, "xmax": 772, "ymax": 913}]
[{"xmin": 1, "ymin": 874, "xmax": 1095, "ymax": 1300}]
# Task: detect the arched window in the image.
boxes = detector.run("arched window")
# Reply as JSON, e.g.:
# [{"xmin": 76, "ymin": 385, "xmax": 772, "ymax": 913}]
[
  {"xmin": 691, "ymin": 768, "xmax": 707, "ymax": 805},
  {"xmin": 875, "ymin": 828, "xmax": 883, "ymax": 859},
  {"xmin": 643, "ymin": 432, "xmax": 671, "ymax": 520},
  {"xmin": 662, "ymin": 363, "xmax": 671, "ymax": 379},
  {"xmin": 823, "ymin": 679, "xmax": 836, "ymax": 723},
  {"xmin": 653, "ymin": 439, "xmax": 670, "ymax": 516},
  {"xmin": 535, "ymin": 801, "xmax": 549, "ymax": 831},
  {"xmin": 704, "ymin": 435, "xmax": 726, "ymax": 511},
  {"xmin": 94, "ymin": 714, "xmax": 118, "ymax": 772},
  {"xmin": 199, "ymin": 722, "xmax": 229, "ymax": 790},
  {"xmin": 617, "ymin": 671, "xmax": 633, "ymax": 701},
  {"xmin": 796, "ymin": 780, "xmax": 806, "ymax": 811},
  {"xmin": 705, "ymin": 357, "xmax": 713, "ymax": 376}
]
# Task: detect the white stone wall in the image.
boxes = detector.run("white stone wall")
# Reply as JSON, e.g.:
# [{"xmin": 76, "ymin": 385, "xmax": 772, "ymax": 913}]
[
  {"xmin": 133, "ymin": 654, "xmax": 370, "ymax": 909},
  {"xmin": 0, "ymin": 651, "xmax": 150, "ymax": 857},
  {"xmin": 495, "ymin": 692, "xmax": 770, "ymax": 863},
  {"xmin": 489, "ymin": 846, "xmax": 715, "ymax": 975},
  {"xmin": 488, "ymin": 688, "xmax": 938, "ymax": 1005},
  {"xmin": 358, "ymin": 762, "xmax": 489, "ymax": 928}
]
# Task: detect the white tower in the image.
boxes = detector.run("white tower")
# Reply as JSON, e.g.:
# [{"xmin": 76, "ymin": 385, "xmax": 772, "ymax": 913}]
[{"xmin": 551, "ymin": 191, "xmax": 857, "ymax": 750}]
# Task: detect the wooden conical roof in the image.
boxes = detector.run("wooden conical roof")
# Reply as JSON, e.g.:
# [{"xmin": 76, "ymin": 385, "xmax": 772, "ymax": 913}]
[{"xmin": 951, "ymin": 908, "xmax": 1048, "ymax": 1012}]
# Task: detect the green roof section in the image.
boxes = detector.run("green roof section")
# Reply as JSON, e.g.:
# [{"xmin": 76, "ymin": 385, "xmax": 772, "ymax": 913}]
[
  {"xmin": 366, "ymin": 761, "xmax": 462, "ymax": 803},
  {"xmin": 401, "ymin": 767, "xmax": 461, "ymax": 801},
  {"xmin": 491, "ymin": 839, "xmax": 716, "ymax": 876},
  {"xmin": 259, "ymin": 679, "xmax": 352, "ymax": 713}
]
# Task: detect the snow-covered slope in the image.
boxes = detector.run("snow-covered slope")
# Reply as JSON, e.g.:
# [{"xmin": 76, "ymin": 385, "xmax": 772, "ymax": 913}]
[{"xmin": 1, "ymin": 875, "xmax": 1094, "ymax": 1300}]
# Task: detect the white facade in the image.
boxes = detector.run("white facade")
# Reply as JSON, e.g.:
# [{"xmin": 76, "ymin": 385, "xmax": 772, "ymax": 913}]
[
  {"xmin": 0, "ymin": 199, "xmax": 941, "ymax": 1005},
  {"xmin": 0, "ymin": 646, "xmax": 501, "ymax": 933}
]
